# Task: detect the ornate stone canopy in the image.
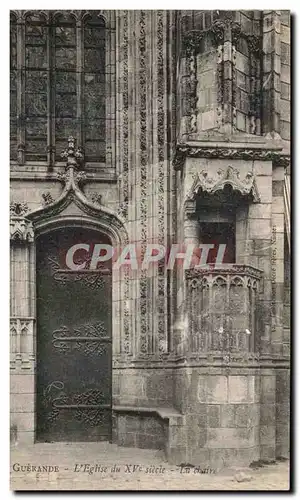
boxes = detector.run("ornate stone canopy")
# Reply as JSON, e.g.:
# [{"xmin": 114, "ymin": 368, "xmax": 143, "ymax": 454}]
[
  {"xmin": 184, "ymin": 165, "xmax": 260, "ymax": 214},
  {"xmin": 10, "ymin": 137, "xmax": 128, "ymax": 245}
]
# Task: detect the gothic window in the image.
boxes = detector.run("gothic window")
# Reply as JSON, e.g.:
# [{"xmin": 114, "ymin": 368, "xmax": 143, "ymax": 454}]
[
  {"xmin": 25, "ymin": 12, "xmax": 48, "ymax": 161},
  {"xmin": 10, "ymin": 13, "xmax": 17, "ymax": 161},
  {"xmin": 10, "ymin": 10, "xmax": 109, "ymax": 166}
]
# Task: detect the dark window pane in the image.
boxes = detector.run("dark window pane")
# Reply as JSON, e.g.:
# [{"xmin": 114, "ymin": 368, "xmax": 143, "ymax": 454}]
[
  {"xmin": 84, "ymin": 26, "xmax": 105, "ymax": 46},
  {"xmin": 25, "ymin": 93, "xmax": 47, "ymax": 116},
  {"xmin": 85, "ymin": 140, "xmax": 105, "ymax": 160},
  {"xmin": 26, "ymin": 70, "xmax": 48, "ymax": 93},
  {"xmin": 84, "ymin": 48, "xmax": 105, "ymax": 72},
  {"xmin": 55, "ymin": 93, "xmax": 77, "ymax": 117},
  {"xmin": 55, "ymin": 71, "xmax": 77, "ymax": 93},
  {"xmin": 10, "ymin": 16, "xmax": 17, "ymax": 161},
  {"xmin": 84, "ymin": 120, "xmax": 106, "ymax": 141},
  {"xmin": 25, "ymin": 46, "xmax": 47, "ymax": 69},
  {"xmin": 55, "ymin": 117, "xmax": 77, "ymax": 141},
  {"xmin": 54, "ymin": 47, "xmax": 76, "ymax": 69},
  {"xmin": 55, "ymin": 26, "xmax": 76, "ymax": 46},
  {"xmin": 25, "ymin": 13, "xmax": 47, "ymax": 44},
  {"xmin": 26, "ymin": 138, "xmax": 47, "ymax": 155},
  {"xmin": 25, "ymin": 117, "xmax": 47, "ymax": 138}
]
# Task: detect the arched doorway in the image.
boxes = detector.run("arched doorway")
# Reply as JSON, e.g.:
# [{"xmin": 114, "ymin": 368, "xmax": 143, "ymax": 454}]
[{"xmin": 36, "ymin": 227, "xmax": 112, "ymax": 442}]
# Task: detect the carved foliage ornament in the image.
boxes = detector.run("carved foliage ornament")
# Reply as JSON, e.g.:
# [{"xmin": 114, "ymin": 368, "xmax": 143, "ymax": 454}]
[
  {"xmin": 60, "ymin": 136, "xmax": 84, "ymax": 170},
  {"xmin": 173, "ymin": 146, "xmax": 290, "ymax": 170},
  {"xmin": 182, "ymin": 30, "xmax": 204, "ymax": 56},
  {"xmin": 186, "ymin": 166, "xmax": 260, "ymax": 202}
]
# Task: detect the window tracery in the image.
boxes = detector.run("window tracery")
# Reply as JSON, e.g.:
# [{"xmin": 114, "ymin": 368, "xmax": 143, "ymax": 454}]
[{"xmin": 10, "ymin": 10, "xmax": 109, "ymax": 166}]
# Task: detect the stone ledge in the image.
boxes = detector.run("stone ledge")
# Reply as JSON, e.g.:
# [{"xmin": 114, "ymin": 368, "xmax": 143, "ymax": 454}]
[{"xmin": 113, "ymin": 405, "xmax": 184, "ymax": 425}]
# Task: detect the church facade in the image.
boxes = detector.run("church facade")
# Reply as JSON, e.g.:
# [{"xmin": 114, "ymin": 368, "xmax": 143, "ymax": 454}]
[{"xmin": 10, "ymin": 10, "xmax": 290, "ymax": 467}]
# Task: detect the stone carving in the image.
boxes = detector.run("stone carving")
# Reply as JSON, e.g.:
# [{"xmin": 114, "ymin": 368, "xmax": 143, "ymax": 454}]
[
  {"xmin": 157, "ymin": 11, "xmax": 167, "ymax": 353},
  {"xmin": 211, "ymin": 20, "xmax": 225, "ymax": 46},
  {"xmin": 216, "ymin": 44, "xmax": 224, "ymax": 127},
  {"xmin": 247, "ymin": 35, "xmax": 262, "ymax": 134},
  {"xmin": 10, "ymin": 202, "xmax": 29, "ymax": 217},
  {"xmin": 185, "ymin": 266, "xmax": 262, "ymax": 355},
  {"xmin": 90, "ymin": 193, "xmax": 102, "ymax": 205},
  {"xmin": 10, "ymin": 317, "xmax": 35, "ymax": 369},
  {"xmin": 182, "ymin": 30, "xmax": 203, "ymax": 56},
  {"xmin": 42, "ymin": 191, "xmax": 54, "ymax": 206},
  {"xmin": 247, "ymin": 34, "xmax": 261, "ymax": 56},
  {"xmin": 60, "ymin": 136, "xmax": 84, "ymax": 170},
  {"xmin": 173, "ymin": 146, "xmax": 290, "ymax": 170},
  {"xmin": 139, "ymin": 10, "xmax": 148, "ymax": 355},
  {"xmin": 186, "ymin": 166, "xmax": 260, "ymax": 203},
  {"xmin": 120, "ymin": 12, "xmax": 129, "ymax": 221},
  {"xmin": 231, "ymin": 22, "xmax": 242, "ymax": 46},
  {"xmin": 10, "ymin": 202, "xmax": 34, "ymax": 242}
]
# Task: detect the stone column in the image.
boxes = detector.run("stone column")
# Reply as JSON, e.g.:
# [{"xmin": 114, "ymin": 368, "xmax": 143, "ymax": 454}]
[{"xmin": 262, "ymin": 11, "xmax": 281, "ymax": 137}]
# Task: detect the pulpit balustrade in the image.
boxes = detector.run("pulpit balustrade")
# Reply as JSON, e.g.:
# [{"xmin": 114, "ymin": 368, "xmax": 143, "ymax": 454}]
[{"xmin": 185, "ymin": 265, "xmax": 263, "ymax": 355}]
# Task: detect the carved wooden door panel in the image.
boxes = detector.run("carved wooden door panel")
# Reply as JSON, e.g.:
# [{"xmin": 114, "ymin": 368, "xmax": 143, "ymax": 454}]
[{"xmin": 36, "ymin": 228, "xmax": 112, "ymax": 442}]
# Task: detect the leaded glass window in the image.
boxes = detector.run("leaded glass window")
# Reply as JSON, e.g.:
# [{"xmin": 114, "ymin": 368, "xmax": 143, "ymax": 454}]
[
  {"xmin": 10, "ymin": 13, "xmax": 17, "ymax": 161},
  {"xmin": 10, "ymin": 10, "xmax": 107, "ymax": 166}
]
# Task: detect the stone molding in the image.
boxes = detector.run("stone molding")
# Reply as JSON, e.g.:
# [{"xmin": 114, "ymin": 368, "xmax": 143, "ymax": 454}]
[
  {"xmin": 10, "ymin": 317, "xmax": 35, "ymax": 370},
  {"xmin": 173, "ymin": 145, "xmax": 290, "ymax": 170}
]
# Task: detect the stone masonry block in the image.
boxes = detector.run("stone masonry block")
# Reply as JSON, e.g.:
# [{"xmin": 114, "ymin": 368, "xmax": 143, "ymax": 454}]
[
  {"xmin": 119, "ymin": 373, "xmax": 145, "ymax": 398},
  {"xmin": 260, "ymin": 375, "xmax": 276, "ymax": 403},
  {"xmin": 281, "ymin": 64, "xmax": 290, "ymax": 84},
  {"xmin": 260, "ymin": 404, "xmax": 276, "ymax": 426},
  {"xmin": 10, "ymin": 412, "xmax": 34, "ymax": 433},
  {"xmin": 201, "ymin": 110, "xmax": 216, "ymax": 131},
  {"xmin": 220, "ymin": 404, "xmax": 235, "ymax": 427},
  {"xmin": 281, "ymin": 26, "xmax": 290, "ymax": 45},
  {"xmin": 272, "ymin": 180, "xmax": 284, "ymax": 196},
  {"xmin": 260, "ymin": 425, "xmax": 276, "ymax": 446},
  {"xmin": 260, "ymin": 445, "xmax": 276, "ymax": 461},
  {"xmin": 249, "ymin": 219, "xmax": 272, "ymax": 239},
  {"xmin": 281, "ymin": 82, "xmax": 290, "ymax": 100},
  {"xmin": 235, "ymin": 404, "xmax": 253, "ymax": 427},
  {"xmin": 228, "ymin": 376, "xmax": 252, "ymax": 403},
  {"xmin": 207, "ymin": 405, "xmax": 220, "ymax": 428},
  {"xmin": 198, "ymin": 375, "xmax": 228, "ymax": 404},
  {"xmin": 272, "ymin": 197, "xmax": 284, "ymax": 216},
  {"xmin": 10, "ymin": 374, "xmax": 35, "ymax": 394},
  {"xmin": 206, "ymin": 427, "xmax": 255, "ymax": 449},
  {"xmin": 10, "ymin": 393, "xmax": 34, "ymax": 413},
  {"xmin": 11, "ymin": 430, "xmax": 34, "ymax": 445},
  {"xmin": 254, "ymin": 161, "xmax": 272, "ymax": 176},
  {"xmin": 248, "ymin": 204, "xmax": 271, "ymax": 219},
  {"xmin": 281, "ymin": 120, "xmax": 290, "ymax": 141}
]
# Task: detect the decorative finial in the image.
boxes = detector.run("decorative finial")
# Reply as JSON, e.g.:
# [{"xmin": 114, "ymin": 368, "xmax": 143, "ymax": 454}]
[{"xmin": 61, "ymin": 136, "xmax": 84, "ymax": 170}]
